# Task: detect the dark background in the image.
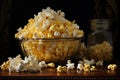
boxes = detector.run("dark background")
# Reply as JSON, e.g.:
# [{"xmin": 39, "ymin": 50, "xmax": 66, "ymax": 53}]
[{"xmin": 0, "ymin": 0, "xmax": 120, "ymax": 64}]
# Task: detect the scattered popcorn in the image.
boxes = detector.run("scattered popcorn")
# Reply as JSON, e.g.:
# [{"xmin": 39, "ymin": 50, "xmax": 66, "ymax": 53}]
[
  {"xmin": 96, "ymin": 60, "xmax": 103, "ymax": 66},
  {"xmin": 66, "ymin": 60, "xmax": 75, "ymax": 70},
  {"xmin": 0, "ymin": 61, "xmax": 10, "ymax": 71},
  {"xmin": 57, "ymin": 65, "xmax": 67, "ymax": 72},
  {"xmin": 0, "ymin": 54, "xmax": 48, "ymax": 72},
  {"xmin": 39, "ymin": 61, "xmax": 47, "ymax": 69},
  {"xmin": 77, "ymin": 63, "xmax": 84, "ymax": 71},
  {"xmin": 107, "ymin": 64, "xmax": 117, "ymax": 71},
  {"xmin": 77, "ymin": 60, "xmax": 97, "ymax": 72},
  {"xmin": 83, "ymin": 63, "xmax": 91, "ymax": 72},
  {"xmin": 47, "ymin": 63, "xmax": 55, "ymax": 68},
  {"xmin": 90, "ymin": 66, "xmax": 97, "ymax": 71}
]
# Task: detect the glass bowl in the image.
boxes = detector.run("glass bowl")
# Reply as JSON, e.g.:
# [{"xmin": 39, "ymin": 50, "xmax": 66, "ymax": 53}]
[{"xmin": 20, "ymin": 38, "xmax": 82, "ymax": 63}]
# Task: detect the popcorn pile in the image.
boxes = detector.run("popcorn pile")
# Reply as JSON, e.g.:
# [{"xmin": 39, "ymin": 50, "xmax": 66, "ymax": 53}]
[
  {"xmin": 81, "ymin": 41, "xmax": 113, "ymax": 61},
  {"xmin": 88, "ymin": 41, "xmax": 113, "ymax": 61},
  {"xmin": 14, "ymin": 7, "xmax": 84, "ymax": 63},
  {"xmin": 0, "ymin": 55, "xmax": 48, "ymax": 72},
  {"xmin": 15, "ymin": 7, "xmax": 84, "ymax": 39}
]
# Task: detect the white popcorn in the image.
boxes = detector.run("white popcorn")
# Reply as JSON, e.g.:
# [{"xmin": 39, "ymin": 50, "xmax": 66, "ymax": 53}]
[
  {"xmin": 66, "ymin": 60, "xmax": 75, "ymax": 70},
  {"xmin": 15, "ymin": 7, "xmax": 84, "ymax": 39},
  {"xmin": 77, "ymin": 64, "xmax": 83, "ymax": 71},
  {"xmin": 54, "ymin": 31, "xmax": 61, "ymax": 37},
  {"xmin": 17, "ymin": 27, "xmax": 22, "ymax": 32},
  {"xmin": 39, "ymin": 61, "xmax": 47, "ymax": 69},
  {"xmin": 6, "ymin": 55, "xmax": 46, "ymax": 72}
]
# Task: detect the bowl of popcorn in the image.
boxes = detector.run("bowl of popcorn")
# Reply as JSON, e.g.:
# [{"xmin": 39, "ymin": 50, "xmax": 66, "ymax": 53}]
[{"xmin": 15, "ymin": 7, "xmax": 84, "ymax": 63}]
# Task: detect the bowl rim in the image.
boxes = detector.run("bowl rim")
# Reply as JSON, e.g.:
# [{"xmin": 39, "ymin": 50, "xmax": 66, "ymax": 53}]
[{"xmin": 17, "ymin": 37, "xmax": 84, "ymax": 42}]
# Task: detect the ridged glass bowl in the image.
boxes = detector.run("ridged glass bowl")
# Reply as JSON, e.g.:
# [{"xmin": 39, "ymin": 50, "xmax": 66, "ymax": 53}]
[{"xmin": 20, "ymin": 38, "xmax": 82, "ymax": 63}]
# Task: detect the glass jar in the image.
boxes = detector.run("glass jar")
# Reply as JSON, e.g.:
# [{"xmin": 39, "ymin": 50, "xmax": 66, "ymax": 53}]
[
  {"xmin": 87, "ymin": 19, "xmax": 112, "ymax": 47},
  {"xmin": 87, "ymin": 19, "xmax": 113, "ymax": 61}
]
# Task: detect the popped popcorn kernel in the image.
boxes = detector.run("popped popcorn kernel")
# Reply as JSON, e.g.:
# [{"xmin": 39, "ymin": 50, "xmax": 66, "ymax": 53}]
[
  {"xmin": 107, "ymin": 64, "xmax": 117, "ymax": 71},
  {"xmin": 90, "ymin": 66, "xmax": 97, "ymax": 71},
  {"xmin": 47, "ymin": 63, "xmax": 55, "ymax": 68},
  {"xmin": 66, "ymin": 60, "xmax": 75, "ymax": 70},
  {"xmin": 83, "ymin": 63, "xmax": 91, "ymax": 72},
  {"xmin": 57, "ymin": 65, "xmax": 67, "ymax": 72},
  {"xmin": 0, "ymin": 61, "xmax": 10, "ymax": 71}
]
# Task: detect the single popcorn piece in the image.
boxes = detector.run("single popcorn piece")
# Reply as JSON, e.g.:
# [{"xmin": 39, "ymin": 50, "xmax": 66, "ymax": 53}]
[
  {"xmin": 66, "ymin": 60, "xmax": 75, "ymax": 70},
  {"xmin": 77, "ymin": 63, "xmax": 84, "ymax": 71},
  {"xmin": 0, "ymin": 61, "xmax": 10, "ymax": 71},
  {"xmin": 47, "ymin": 63, "xmax": 55, "ymax": 68},
  {"xmin": 39, "ymin": 61, "xmax": 47, "ymax": 69},
  {"xmin": 57, "ymin": 65, "xmax": 67, "ymax": 72},
  {"xmin": 90, "ymin": 66, "xmax": 97, "ymax": 71},
  {"xmin": 107, "ymin": 64, "xmax": 117, "ymax": 71},
  {"xmin": 83, "ymin": 63, "xmax": 91, "ymax": 72}
]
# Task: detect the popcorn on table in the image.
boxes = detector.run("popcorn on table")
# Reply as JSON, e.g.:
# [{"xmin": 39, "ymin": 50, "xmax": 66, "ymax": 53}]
[
  {"xmin": 66, "ymin": 60, "xmax": 75, "ymax": 70},
  {"xmin": 57, "ymin": 65, "xmax": 67, "ymax": 72},
  {"xmin": 0, "ymin": 55, "xmax": 47, "ymax": 72},
  {"xmin": 107, "ymin": 64, "xmax": 117, "ymax": 71}
]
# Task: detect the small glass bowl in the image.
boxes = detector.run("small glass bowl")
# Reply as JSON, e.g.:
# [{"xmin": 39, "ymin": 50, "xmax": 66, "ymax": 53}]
[{"xmin": 19, "ymin": 38, "xmax": 82, "ymax": 63}]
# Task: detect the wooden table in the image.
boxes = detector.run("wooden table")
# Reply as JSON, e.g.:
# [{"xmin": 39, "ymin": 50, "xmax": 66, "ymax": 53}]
[{"xmin": 0, "ymin": 66, "xmax": 120, "ymax": 80}]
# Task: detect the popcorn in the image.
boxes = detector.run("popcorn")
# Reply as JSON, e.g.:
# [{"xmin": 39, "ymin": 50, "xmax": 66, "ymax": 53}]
[
  {"xmin": 90, "ymin": 66, "xmax": 97, "ymax": 71},
  {"xmin": 77, "ymin": 59, "xmax": 97, "ymax": 72},
  {"xmin": 39, "ymin": 61, "xmax": 47, "ymax": 69},
  {"xmin": 66, "ymin": 60, "xmax": 75, "ymax": 70},
  {"xmin": 0, "ymin": 61, "xmax": 10, "ymax": 71},
  {"xmin": 107, "ymin": 64, "xmax": 117, "ymax": 71},
  {"xmin": 15, "ymin": 7, "xmax": 84, "ymax": 62},
  {"xmin": 77, "ymin": 64, "xmax": 84, "ymax": 71},
  {"xmin": 88, "ymin": 41, "xmax": 113, "ymax": 61},
  {"xmin": 15, "ymin": 7, "xmax": 84, "ymax": 39},
  {"xmin": 57, "ymin": 65, "xmax": 67, "ymax": 72},
  {"xmin": 47, "ymin": 63, "xmax": 55, "ymax": 68},
  {"xmin": 83, "ymin": 63, "xmax": 91, "ymax": 72},
  {"xmin": 0, "ymin": 54, "xmax": 48, "ymax": 72}
]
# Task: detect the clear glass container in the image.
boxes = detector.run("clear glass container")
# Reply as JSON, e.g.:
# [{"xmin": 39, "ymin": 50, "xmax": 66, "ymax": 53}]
[
  {"xmin": 87, "ymin": 19, "xmax": 112, "ymax": 47},
  {"xmin": 87, "ymin": 19, "xmax": 113, "ymax": 61},
  {"xmin": 20, "ymin": 38, "xmax": 83, "ymax": 63}
]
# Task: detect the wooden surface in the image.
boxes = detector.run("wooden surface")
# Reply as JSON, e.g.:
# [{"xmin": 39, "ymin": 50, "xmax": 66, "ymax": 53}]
[{"xmin": 0, "ymin": 66, "xmax": 120, "ymax": 80}]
